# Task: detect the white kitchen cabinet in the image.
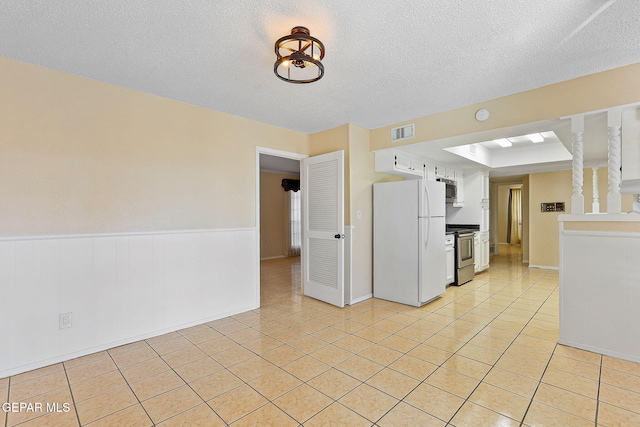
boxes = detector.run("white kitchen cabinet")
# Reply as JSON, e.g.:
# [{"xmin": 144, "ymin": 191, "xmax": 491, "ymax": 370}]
[
  {"xmin": 445, "ymin": 168, "xmax": 455, "ymax": 180},
  {"xmin": 374, "ymin": 150, "xmax": 424, "ymax": 178},
  {"xmin": 445, "ymin": 235, "xmax": 455, "ymax": 285},
  {"xmin": 481, "ymin": 172, "xmax": 489, "ymax": 201},
  {"xmin": 474, "ymin": 231, "xmax": 490, "ymax": 272},
  {"xmin": 424, "ymin": 163, "xmax": 436, "ymax": 181},
  {"xmin": 481, "ymin": 233, "xmax": 490, "ymax": 271},
  {"xmin": 481, "ymin": 206, "xmax": 489, "ymax": 233},
  {"xmin": 453, "ymin": 170, "xmax": 464, "ymax": 207},
  {"xmin": 434, "ymin": 165, "xmax": 446, "ymax": 179},
  {"xmin": 474, "ymin": 232, "xmax": 481, "ymax": 273}
]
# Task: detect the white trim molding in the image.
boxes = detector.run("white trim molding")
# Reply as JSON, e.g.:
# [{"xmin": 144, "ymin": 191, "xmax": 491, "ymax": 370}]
[
  {"xmin": 528, "ymin": 265, "xmax": 559, "ymax": 270},
  {"xmin": 349, "ymin": 293, "xmax": 373, "ymax": 305}
]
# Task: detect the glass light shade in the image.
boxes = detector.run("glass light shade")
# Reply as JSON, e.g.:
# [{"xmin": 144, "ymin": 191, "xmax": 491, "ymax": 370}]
[{"xmin": 274, "ymin": 27, "xmax": 325, "ymax": 83}]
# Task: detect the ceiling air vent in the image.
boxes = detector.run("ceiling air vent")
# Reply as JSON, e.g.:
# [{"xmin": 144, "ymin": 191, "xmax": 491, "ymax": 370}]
[{"xmin": 391, "ymin": 124, "xmax": 415, "ymax": 142}]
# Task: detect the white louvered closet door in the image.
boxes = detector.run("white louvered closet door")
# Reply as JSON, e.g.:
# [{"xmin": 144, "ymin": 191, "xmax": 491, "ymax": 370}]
[{"xmin": 301, "ymin": 150, "xmax": 344, "ymax": 307}]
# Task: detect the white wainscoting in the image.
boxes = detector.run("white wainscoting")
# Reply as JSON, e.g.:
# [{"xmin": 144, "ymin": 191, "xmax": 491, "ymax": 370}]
[
  {"xmin": 0, "ymin": 228, "xmax": 258, "ymax": 377},
  {"xmin": 559, "ymin": 220, "xmax": 640, "ymax": 363}
]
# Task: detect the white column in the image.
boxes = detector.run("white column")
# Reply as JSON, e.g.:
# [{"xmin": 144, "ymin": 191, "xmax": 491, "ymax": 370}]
[
  {"xmin": 571, "ymin": 115, "xmax": 584, "ymax": 214},
  {"xmin": 608, "ymin": 108, "xmax": 622, "ymax": 214},
  {"xmin": 592, "ymin": 167, "xmax": 600, "ymax": 213}
]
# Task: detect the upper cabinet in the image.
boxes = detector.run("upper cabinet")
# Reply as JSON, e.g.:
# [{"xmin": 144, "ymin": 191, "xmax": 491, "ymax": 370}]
[
  {"xmin": 375, "ymin": 150, "xmax": 464, "ymax": 206},
  {"xmin": 375, "ymin": 150, "xmax": 424, "ymax": 179},
  {"xmin": 434, "ymin": 165, "xmax": 454, "ymax": 180}
]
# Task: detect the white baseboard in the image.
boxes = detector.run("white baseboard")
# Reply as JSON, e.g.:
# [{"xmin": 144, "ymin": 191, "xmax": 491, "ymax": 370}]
[
  {"xmin": 0, "ymin": 304, "xmax": 258, "ymax": 379},
  {"xmin": 529, "ymin": 264, "xmax": 559, "ymax": 270},
  {"xmin": 558, "ymin": 339, "xmax": 640, "ymax": 364},
  {"xmin": 522, "ymin": 259, "xmax": 529, "ymax": 264},
  {"xmin": 349, "ymin": 294, "xmax": 373, "ymax": 305},
  {"xmin": 260, "ymin": 255, "xmax": 287, "ymax": 261}
]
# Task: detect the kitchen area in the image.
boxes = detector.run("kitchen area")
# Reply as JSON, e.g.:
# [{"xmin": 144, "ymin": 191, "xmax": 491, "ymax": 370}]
[{"xmin": 373, "ymin": 149, "xmax": 491, "ymax": 306}]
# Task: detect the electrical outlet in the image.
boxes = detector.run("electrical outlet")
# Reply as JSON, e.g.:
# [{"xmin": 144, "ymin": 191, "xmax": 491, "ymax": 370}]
[{"xmin": 59, "ymin": 313, "xmax": 72, "ymax": 329}]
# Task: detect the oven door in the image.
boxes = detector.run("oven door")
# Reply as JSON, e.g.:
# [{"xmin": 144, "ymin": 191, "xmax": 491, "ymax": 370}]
[{"xmin": 457, "ymin": 233, "xmax": 474, "ymax": 268}]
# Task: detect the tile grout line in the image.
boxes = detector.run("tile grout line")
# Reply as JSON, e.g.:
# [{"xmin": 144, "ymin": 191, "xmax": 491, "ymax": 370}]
[
  {"xmin": 177, "ymin": 321, "xmax": 307, "ymax": 426},
  {"xmin": 4, "ymin": 377, "xmax": 10, "ymax": 427},
  {"xmin": 517, "ymin": 342, "xmax": 557, "ymax": 427},
  {"xmin": 214, "ymin": 258, "xmax": 547, "ymax": 424},
  {"xmin": 61, "ymin": 363, "xmax": 83, "ymax": 427},
  {"xmin": 374, "ymin": 273, "xmax": 519, "ymax": 424},
  {"xmin": 369, "ymin": 260, "xmax": 555, "ymax": 424},
  {"xmin": 508, "ymin": 279, "xmax": 561, "ymax": 426},
  {"xmin": 146, "ymin": 333, "xmax": 228, "ymax": 426},
  {"xmin": 96, "ymin": 349, "xmax": 155, "ymax": 427},
  {"xmin": 367, "ymin": 270, "xmax": 536, "ymax": 425},
  {"xmin": 439, "ymin": 269, "xmax": 559, "ymax": 425},
  {"xmin": 443, "ymin": 292, "xmax": 534, "ymax": 424},
  {"xmin": 594, "ymin": 354, "xmax": 603, "ymax": 426},
  {"xmin": 224, "ymin": 309, "xmax": 356, "ymax": 425}
]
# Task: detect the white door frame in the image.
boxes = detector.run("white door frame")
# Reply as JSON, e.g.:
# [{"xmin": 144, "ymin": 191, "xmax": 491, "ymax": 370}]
[{"xmin": 255, "ymin": 147, "xmax": 308, "ymax": 306}]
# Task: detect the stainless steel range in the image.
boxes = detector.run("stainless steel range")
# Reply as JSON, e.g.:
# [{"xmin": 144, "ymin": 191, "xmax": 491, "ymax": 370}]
[{"xmin": 446, "ymin": 224, "xmax": 479, "ymax": 286}]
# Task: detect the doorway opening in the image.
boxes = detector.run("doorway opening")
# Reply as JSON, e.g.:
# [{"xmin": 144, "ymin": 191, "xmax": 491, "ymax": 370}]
[
  {"xmin": 506, "ymin": 187, "xmax": 522, "ymax": 245},
  {"xmin": 494, "ymin": 181, "xmax": 525, "ymax": 263},
  {"xmin": 256, "ymin": 148, "xmax": 307, "ymax": 308}
]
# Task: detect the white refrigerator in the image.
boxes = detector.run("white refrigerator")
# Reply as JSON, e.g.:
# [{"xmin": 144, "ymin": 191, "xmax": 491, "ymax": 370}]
[{"xmin": 373, "ymin": 179, "xmax": 446, "ymax": 307}]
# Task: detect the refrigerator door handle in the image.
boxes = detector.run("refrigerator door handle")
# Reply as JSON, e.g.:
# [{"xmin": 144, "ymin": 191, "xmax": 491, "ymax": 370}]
[
  {"xmin": 423, "ymin": 217, "xmax": 429, "ymax": 248},
  {"xmin": 423, "ymin": 182, "xmax": 430, "ymax": 218}
]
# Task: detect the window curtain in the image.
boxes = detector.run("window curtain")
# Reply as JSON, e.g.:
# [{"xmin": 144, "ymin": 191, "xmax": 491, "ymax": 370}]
[
  {"xmin": 282, "ymin": 179, "xmax": 301, "ymax": 257},
  {"xmin": 286, "ymin": 190, "xmax": 301, "ymax": 256},
  {"xmin": 507, "ymin": 188, "xmax": 522, "ymax": 245}
]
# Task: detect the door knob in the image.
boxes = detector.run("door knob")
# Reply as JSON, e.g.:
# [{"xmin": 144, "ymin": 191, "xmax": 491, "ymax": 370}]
[{"xmin": 334, "ymin": 234, "xmax": 345, "ymax": 239}]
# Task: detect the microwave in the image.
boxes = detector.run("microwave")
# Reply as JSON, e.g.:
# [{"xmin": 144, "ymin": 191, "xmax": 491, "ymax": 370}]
[{"xmin": 437, "ymin": 178, "xmax": 457, "ymax": 203}]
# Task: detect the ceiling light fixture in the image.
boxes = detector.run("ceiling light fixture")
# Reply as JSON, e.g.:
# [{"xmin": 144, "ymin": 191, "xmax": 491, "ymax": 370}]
[
  {"xmin": 274, "ymin": 26, "xmax": 325, "ymax": 84},
  {"xmin": 494, "ymin": 138, "xmax": 512, "ymax": 148},
  {"xmin": 527, "ymin": 133, "xmax": 545, "ymax": 143}
]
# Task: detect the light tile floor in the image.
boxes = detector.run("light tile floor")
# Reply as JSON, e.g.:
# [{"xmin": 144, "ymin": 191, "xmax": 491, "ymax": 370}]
[{"xmin": 3, "ymin": 246, "xmax": 640, "ymax": 426}]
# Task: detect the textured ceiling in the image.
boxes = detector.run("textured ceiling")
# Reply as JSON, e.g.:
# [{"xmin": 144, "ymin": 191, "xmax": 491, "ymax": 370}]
[{"xmin": 1, "ymin": 1, "xmax": 639, "ymax": 134}]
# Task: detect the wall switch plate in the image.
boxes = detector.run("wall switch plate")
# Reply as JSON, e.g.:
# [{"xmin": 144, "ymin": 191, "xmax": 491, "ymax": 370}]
[
  {"xmin": 541, "ymin": 202, "xmax": 565, "ymax": 212},
  {"xmin": 59, "ymin": 313, "xmax": 72, "ymax": 329},
  {"xmin": 357, "ymin": 210, "xmax": 362, "ymax": 219}
]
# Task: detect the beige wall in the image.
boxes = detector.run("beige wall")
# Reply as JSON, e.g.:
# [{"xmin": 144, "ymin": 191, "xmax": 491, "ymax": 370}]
[
  {"xmin": 347, "ymin": 124, "xmax": 401, "ymax": 301},
  {"xmin": 529, "ymin": 169, "xmax": 634, "ymax": 268},
  {"xmin": 529, "ymin": 170, "xmax": 570, "ymax": 267},
  {"xmin": 260, "ymin": 172, "xmax": 299, "ymax": 259},
  {"xmin": 0, "ymin": 58, "xmax": 309, "ymax": 236},
  {"xmin": 522, "ymin": 176, "xmax": 530, "ymax": 262},
  {"xmin": 308, "ymin": 124, "xmax": 399, "ymax": 301},
  {"xmin": 371, "ymin": 62, "xmax": 640, "ymax": 150},
  {"xmin": 347, "ymin": 125, "xmax": 373, "ymax": 300},
  {"xmin": 309, "ymin": 124, "xmax": 351, "ymax": 224}
]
